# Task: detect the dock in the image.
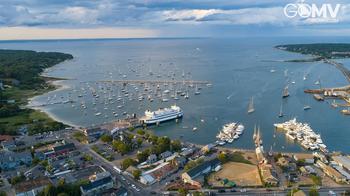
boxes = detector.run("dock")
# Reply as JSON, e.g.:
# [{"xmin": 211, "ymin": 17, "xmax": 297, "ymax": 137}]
[
  {"xmin": 96, "ymin": 79, "xmax": 211, "ymax": 85},
  {"xmin": 324, "ymin": 59, "xmax": 350, "ymax": 83}
]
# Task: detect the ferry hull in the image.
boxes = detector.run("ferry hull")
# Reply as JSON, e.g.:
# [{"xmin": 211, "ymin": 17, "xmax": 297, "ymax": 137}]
[{"xmin": 142, "ymin": 113, "xmax": 183, "ymax": 125}]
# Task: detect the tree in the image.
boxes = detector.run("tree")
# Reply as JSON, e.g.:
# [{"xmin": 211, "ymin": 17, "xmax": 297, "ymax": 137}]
[
  {"xmin": 0, "ymin": 191, "xmax": 7, "ymax": 196},
  {"xmin": 157, "ymin": 136, "xmax": 171, "ymax": 153},
  {"xmin": 82, "ymin": 153, "xmax": 93, "ymax": 161},
  {"xmin": 133, "ymin": 169, "xmax": 142, "ymax": 180},
  {"xmin": 136, "ymin": 129, "xmax": 145, "ymax": 135},
  {"xmin": 217, "ymin": 152, "xmax": 228, "ymax": 163},
  {"xmin": 178, "ymin": 188, "xmax": 188, "ymax": 196},
  {"xmin": 112, "ymin": 140, "xmax": 131, "ymax": 155},
  {"xmin": 136, "ymin": 138, "xmax": 143, "ymax": 147},
  {"xmin": 121, "ymin": 158, "xmax": 137, "ymax": 170},
  {"xmin": 171, "ymin": 140, "xmax": 182, "ymax": 152},
  {"xmin": 100, "ymin": 134, "xmax": 112, "ymax": 143},
  {"xmin": 137, "ymin": 149, "xmax": 150, "ymax": 163},
  {"xmin": 309, "ymin": 187, "xmax": 319, "ymax": 196}
]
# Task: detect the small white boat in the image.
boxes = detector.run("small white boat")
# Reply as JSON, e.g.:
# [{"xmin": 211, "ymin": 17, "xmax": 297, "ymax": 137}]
[{"xmin": 95, "ymin": 112, "xmax": 101, "ymax": 116}]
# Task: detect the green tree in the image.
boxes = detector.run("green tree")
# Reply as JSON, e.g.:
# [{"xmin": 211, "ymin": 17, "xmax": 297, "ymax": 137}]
[
  {"xmin": 136, "ymin": 129, "xmax": 145, "ymax": 135},
  {"xmin": 136, "ymin": 138, "xmax": 143, "ymax": 147},
  {"xmin": 121, "ymin": 158, "xmax": 137, "ymax": 170},
  {"xmin": 309, "ymin": 187, "xmax": 319, "ymax": 196},
  {"xmin": 133, "ymin": 169, "xmax": 142, "ymax": 180},
  {"xmin": 217, "ymin": 152, "xmax": 228, "ymax": 163},
  {"xmin": 171, "ymin": 139, "xmax": 182, "ymax": 152},
  {"xmin": 112, "ymin": 140, "xmax": 131, "ymax": 155},
  {"xmin": 0, "ymin": 191, "xmax": 7, "ymax": 196},
  {"xmin": 137, "ymin": 149, "xmax": 150, "ymax": 163},
  {"xmin": 178, "ymin": 188, "xmax": 188, "ymax": 196},
  {"xmin": 100, "ymin": 134, "xmax": 112, "ymax": 143}
]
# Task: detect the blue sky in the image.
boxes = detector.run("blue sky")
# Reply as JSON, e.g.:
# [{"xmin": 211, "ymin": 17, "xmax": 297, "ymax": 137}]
[{"xmin": 0, "ymin": 0, "xmax": 349, "ymax": 39}]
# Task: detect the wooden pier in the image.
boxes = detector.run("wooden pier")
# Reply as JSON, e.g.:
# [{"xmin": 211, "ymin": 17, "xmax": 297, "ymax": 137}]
[{"xmin": 97, "ymin": 79, "xmax": 211, "ymax": 85}]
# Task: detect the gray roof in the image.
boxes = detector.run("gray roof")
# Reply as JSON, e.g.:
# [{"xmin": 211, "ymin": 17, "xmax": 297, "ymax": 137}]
[
  {"xmin": 81, "ymin": 176, "xmax": 113, "ymax": 192},
  {"xmin": 333, "ymin": 156, "xmax": 350, "ymax": 170},
  {"xmin": 186, "ymin": 158, "xmax": 220, "ymax": 178},
  {"xmin": 53, "ymin": 143, "xmax": 75, "ymax": 152},
  {"xmin": 0, "ymin": 151, "xmax": 31, "ymax": 163}
]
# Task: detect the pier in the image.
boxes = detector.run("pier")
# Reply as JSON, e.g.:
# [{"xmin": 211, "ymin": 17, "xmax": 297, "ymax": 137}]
[
  {"xmin": 324, "ymin": 59, "xmax": 350, "ymax": 83},
  {"xmin": 96, "ymin": 79, "xmax": 211, "ymax": 85}
]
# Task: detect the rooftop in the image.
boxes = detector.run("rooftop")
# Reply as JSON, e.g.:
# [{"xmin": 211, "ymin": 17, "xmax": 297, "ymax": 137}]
[
  {"xmin": 15, "ymin": 177, "xmax": 51, "ymax": 193},
  {"xmin": 186, "ymin": 158, "xmax": 220, "ymax": 178},
  {"xmin": 53, "ymin": 143, "xmax": 75, "ymax": 152},
  {"xmin": 81, "ymin": 176, "xmax": 113, "ymax": 192},
  {"xmin": 332, "ymin": 155, "xmax": 350, "ymax": 170}
]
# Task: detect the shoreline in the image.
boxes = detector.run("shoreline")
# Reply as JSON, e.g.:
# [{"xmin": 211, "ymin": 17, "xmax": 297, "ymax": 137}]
[{"xmin": 25, "ymin": 62, "xmax": 82, "ymax": 129}]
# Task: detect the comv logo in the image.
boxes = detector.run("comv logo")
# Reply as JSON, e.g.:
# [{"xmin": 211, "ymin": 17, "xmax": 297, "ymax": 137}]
[{"xmin": 284, "ymin": 0, "xmax": 342, "ymax": 19}]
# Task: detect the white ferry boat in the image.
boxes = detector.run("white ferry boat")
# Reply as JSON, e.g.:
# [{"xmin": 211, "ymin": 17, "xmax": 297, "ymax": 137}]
[{"xmin": 141, "ymin": 105, "xmax": 183, "ymax": 125}]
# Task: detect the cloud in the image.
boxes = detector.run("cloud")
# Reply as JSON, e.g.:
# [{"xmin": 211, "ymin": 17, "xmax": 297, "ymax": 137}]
[
  {"xmin": 0, "ymin": 27, "xmax": 159, "ymax": 40},
  {"xmin": 0, "ymin": 0, "xmax": 350, "ymax": 38}
]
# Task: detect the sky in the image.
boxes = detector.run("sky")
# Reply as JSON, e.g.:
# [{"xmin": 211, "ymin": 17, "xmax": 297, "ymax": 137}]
[{"xmin": 0, "ymin": 0, "xmax": 350, "ymax": 40}]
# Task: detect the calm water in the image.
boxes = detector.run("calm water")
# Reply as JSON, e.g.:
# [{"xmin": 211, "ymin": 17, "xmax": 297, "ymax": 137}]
[{"xmin": 1, "ymin": 37, "xmax": 350, "ymax": 153}]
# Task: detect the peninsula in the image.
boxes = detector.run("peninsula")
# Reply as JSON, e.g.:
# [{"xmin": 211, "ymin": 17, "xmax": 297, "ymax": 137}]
[{"xmin": 0, "ymin": 49, "xmax": 73, "ymax": 135}]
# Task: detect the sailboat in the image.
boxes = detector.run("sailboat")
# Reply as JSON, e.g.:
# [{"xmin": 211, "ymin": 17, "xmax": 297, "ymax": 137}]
[
  {"xmin": 331, "ymin": 100, "xmax": 338, "ymax": 108},
  {"xmin": 303, "ymin": 105, "xmax": 311, "ymax": 110},
  {"xmin": 247, "ymin": 96, "xmax": 255, "ymax": 114},
  {"xmin": 278, "ymin": 103, "xmax": 284, "ymax": 118},
  {"xmin": 303, "ymin": 96, "xmax": 312, "ymax": 110},
  {"xmin": 194, "ymin": 84, "xmax": 201, "ymax": 95},
  {"xmin": 282, "ymin": 85, "xmax": 290, "ymax": 98}
]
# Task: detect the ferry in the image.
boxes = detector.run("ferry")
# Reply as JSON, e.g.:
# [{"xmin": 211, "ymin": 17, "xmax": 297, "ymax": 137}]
[{"xmin": 141, "ymin": 105, "xmax": 183, "ymax": 125}]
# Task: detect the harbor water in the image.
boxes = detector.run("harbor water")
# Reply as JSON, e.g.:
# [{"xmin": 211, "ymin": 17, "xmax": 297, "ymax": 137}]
[{"xmin": 1, "ymin": 37, "xmax": 350, "ymax": 153}]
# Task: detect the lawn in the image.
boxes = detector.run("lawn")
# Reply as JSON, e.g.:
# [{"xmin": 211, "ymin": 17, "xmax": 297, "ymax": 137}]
[{"xmin": 208, "ymin": 162, "xmax": 263, "ymax": 187}]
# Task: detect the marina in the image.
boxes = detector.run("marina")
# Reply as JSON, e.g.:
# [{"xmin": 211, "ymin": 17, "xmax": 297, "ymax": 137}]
[
  {"xmin": 274, "ymin": 119, "xmax": 327, "ymax": 152},
  {"xmin": 216, "ymin": 122, "xmax": 244, "ymax": 144}
]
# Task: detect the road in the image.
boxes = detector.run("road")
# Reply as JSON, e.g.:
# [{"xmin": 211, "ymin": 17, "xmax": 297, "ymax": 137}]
[
  {"xmin": 164, "ymin": 186, "xmax": 350, "ymax": 195},
  {"xmin": 66, "ymin": 133, "xmax": 149, "ymax": 196}
]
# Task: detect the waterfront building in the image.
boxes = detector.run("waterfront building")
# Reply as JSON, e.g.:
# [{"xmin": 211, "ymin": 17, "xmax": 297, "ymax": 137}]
[
  {"xmin": 147, "ymin": 154, "xmax": 158, "ymax": 164},
  {"xmin": 82, "ymin": 127, "xmax": 108, "ymax": 137},
  {"xmin": 160, "ymin": 151, "xmax": 173, "ymax": 160},
  {"xmin": 332, "ymin": 156, "xmax": 350, "ymax": 173},
  {"xmin": 182, "ymin": 158, "xmax": 221, "ymax": 187},
  {"xmin": 316, "ymin": 160, "xmax": 346, "ymax": 183}
]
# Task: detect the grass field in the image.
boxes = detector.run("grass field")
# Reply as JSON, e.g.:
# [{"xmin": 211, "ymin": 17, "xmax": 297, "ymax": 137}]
[{"xmin": 209, "ymin": 162, "xmax": 263, "ymax": 187}]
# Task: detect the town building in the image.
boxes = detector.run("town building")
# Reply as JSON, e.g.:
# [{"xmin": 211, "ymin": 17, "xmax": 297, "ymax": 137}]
[
  {"xmin": 201, "ymin": 144, "xmax": 215, "ymax": 154},
  {"xmin": 180, "ymin": 148, "xmax": 195, "ymax": 157},
  {"xmin": 80, "ymin": 172, "xmax": 114, "ymax": 196},
  {"xmin": 82, "ymin": 127, "xmax": 107, "ymax": 137},
  {"xmin": 316, "ymin": 160, "xmax": 346, "ymax": 183},
  {"xmin": 113, "ymin": 186, "xmax": 128, "ymax": 196},
  {"xmin": 15, "ymin": 177, "xmax": 51, "ymax": 196},
  {"xmin": 53, "ymin": 142, "xmax": 76, "ymax": 156},
  {"xmin": 1, "ymin": 140, "xmax": 16, "ymax": 151},
  {"xmin": 182, "ymin": 158, "xmax": 221, "ymax": 188},
  {"xmin": 147, "ymin": 154, "xmax": 157, "ymax": 164},
  {"xmin": 332, "ymin": 156, "xmax": 350, "ymax": 173},
  {"xmin": 159, "ymin": 151, "xmax": 173, "ymax": 160},
  {"xmin": 0, "ymin": 151, "xmax": 32, "ymax": 170}
]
